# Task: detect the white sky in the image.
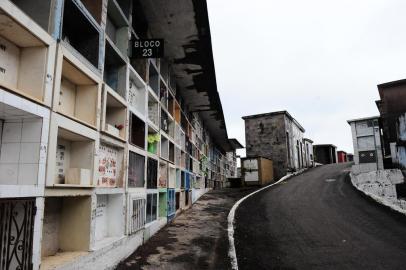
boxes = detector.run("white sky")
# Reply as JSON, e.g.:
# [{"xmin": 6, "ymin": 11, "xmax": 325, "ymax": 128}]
[{"xmin": 206, "ymin": 0, "xmax": 406, "ymax": 156}]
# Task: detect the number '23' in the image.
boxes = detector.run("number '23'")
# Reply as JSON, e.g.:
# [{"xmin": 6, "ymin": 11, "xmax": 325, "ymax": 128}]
[{"xmin": 142, "ymin": 49, "xmax": 152, "ymax": 57}]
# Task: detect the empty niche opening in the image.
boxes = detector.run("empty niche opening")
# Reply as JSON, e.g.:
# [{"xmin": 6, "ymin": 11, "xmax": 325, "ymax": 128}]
[
  {"xmin": 169, "ymin": 142, "xmax": 175, "ymax": 163},
  {"xmin": 128, "ymin": 69, "xmax": 146, "ymax": 115},
  {"xmin": 181, "ymin": 151, "xmax": 186, "ymax": 169},
  {"xmin": 131, "ymin": 0, "xmax": 148, "ymax": 38},
  {"xmin": 146, "ymin": 193, "xmax": 157, "ymax": 223},
  {"xmin": 168, "ymin": 93, "xmax": 175, "ymax": 117},
  {"xmin": 195, "ymin": 176, "xmax": 202, "ymax": 189},
  {"xmin": 104, "ymin": 91, "xmax": 127, "ymax": 140},
  {"xmin": 148, "ymin": 93, "xmax": 159, "ymax": 127},
  {"xmin": 176, "ymin": 169, "xmax": 181, "ymax": 188},
  {"xmin": 58, "ymin": 58, "xmax": 98, "ymax": 127},
  {"xmin": 175, "ymin": 191, "xmax": 180, "ymax": 210},
  {"xmin": 129, "ymin": 113, "xmax": 145, "ymax": 149},
  {"xmin": 106, "ymin": 0, "xmax": 129, "ymax": 56},
  {"xmin": 130, "ymin": 58, "xmax": 147, "ymax": 83},
  {"xmin": 0, "ymin": 10, "xmax": 48, "ymax": 102},
  {"xmin": 115, "ymin": 0, "xmax": 131, "ymax": 19},
  {"xmin": 188, "ymin": 155, "xmax": 193, "ymax": 172},
  {"xmin": 104, "ymin": 41, "xmax": 126, "ymax": 98},
  {"xmin": 10, "ymin": 0, "xmax": 53, "ymax": 32},
  {"xmin": 128, "ymin": 151, "xmax": 145, "ymax": 188},
  {"xmin": 148, "ymin": 63, "xmax": 159, "ymax": 96},
  {"xmin": 180, "ymin": 112, "xmax": 188, "ymax": 131},
  {"xmin": 175, "ymin": 146, "xmax": 181, "ymax": 167},
  {"xmin": 180, "ymin": 130, "xmax": 186, "ymax": 150},
  {"xmin": 168, "ymin": 167, "xmax": 176, "ymax": 188},
  {"xmin": 161, "ymin": 109, "xmax": 169, "ymax": 134},
  {"xmin": 160, "ymin": 135, "xmax": 169, "ymax": 160},
  {"xmin": 80, "ymin": 0, "xmax": 103, "ymax": 24},
  {"xmin": 62, "ymin": 0, "xmax": 100, "ymax": 68},
  {"xmin": 181, "ymin": 171, "xmax": 185, "ymax": 189},
  {"xmin": 129, "ymin": 34, "xmax": 147, "ymax": 81},
  {"xmin": 94, "ymin": 194, "xmax": 124, "ymax": 248},
  {"xmin": 185, "ymin": 153, "xmax": 190, "ymax": 171},
  {"xmin": 169, "ymin": 74, "xmax": 177, "ymax": 94},
  {"xmin": 158, "ymin": 161, "xmax": 167, "ymax": 188},
  {"xmin": 97, "ymin": 143, "xmax": 124, "ymax": 187},
  {"xmin": 185, "ymin": 172, "xmax": 190, "ymax": 189},
  {"xmin": 167, "ymin": 189, "xmax": 175, "ymax": 217},
  {"xmin": 160, "ymin": 60, "xmax": 169, "ymax": 82},
  {"xmin": 160, "ymin": 82, "xmax": 168, "ymax": 108},
  {"xmin": 158, "ymin": 191, "xmax": 167, "ymax": 218},
  {"xmin": 147, "ymin": 126, "xmax": 159, "ymax": 155},
  {"xmin": 146, "ymin": 158, "xmax": 157, "ymax": 189},
  {"xmin": 185, "ymin": 190, "xmax": 189, "ymax": 205},
  {"xmin": 41, "ymin": 196, "xmax": 91, "ymax": 266},
  {"xmin": 55, "ymin": 128, "xmax": 94, "ymax": 186},
  {"xmin": 168, "ymin": 118, "xmax": 175, "ymax": 139}
]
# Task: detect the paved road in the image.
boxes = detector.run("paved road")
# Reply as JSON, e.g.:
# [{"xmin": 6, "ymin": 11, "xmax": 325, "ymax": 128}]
[{"xmin": 235, "ymin": 163, "xmax": 406, "ymax": 270}]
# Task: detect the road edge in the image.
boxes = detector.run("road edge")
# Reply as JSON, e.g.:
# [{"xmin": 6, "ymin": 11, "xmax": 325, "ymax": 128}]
[
  {"xmin": 349, "ymin": 172, "xmax": 406, "ymax": 216},
  {"xmin": 227, "ymin": 169, "xmax": 306, "ymax": 270}
]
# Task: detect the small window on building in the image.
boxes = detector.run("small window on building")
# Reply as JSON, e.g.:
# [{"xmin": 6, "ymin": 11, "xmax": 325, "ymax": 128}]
[
  {"xmin": 373, "ymin": 119, "xmax": 379, "ymax": 127},
  {"xmin": 146, "ymin": 193, "xmax": 157, "ymax": 223}
]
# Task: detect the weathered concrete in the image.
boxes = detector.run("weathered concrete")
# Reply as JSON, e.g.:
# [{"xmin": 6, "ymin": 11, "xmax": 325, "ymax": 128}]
[
  {"xmin": 243, "ymin": 111, "xmax": 306, "ymax": 179},
  {"xmin": 116, "ymin": 188, "xmax": 256, "ymax": 270},
  {"xmin": 350, "ymin": 169, "xmax": 406, "ymax": 214}
]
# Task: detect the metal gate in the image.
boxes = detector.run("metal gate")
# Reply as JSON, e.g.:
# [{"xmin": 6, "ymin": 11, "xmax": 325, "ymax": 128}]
[{"xmin": 0, "ymin": 199, "xmax": 36, "ymax": 270}]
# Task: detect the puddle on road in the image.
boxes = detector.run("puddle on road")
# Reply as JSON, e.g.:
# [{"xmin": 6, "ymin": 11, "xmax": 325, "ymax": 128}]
[{"xmin": 325, "ymin": 179, "xmax": 336, "ymax": 182}]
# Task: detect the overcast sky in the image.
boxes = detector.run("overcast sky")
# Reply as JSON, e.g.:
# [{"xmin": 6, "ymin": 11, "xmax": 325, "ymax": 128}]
[{"xmin": 206, "ymin": 0, "xmax": 406, "ymax": 156}]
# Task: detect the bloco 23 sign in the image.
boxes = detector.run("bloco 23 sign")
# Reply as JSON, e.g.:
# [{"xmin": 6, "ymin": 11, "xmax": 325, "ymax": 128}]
[{"xmin": 133, "ymin": 39, "xmax": 164, "ymax": 58}]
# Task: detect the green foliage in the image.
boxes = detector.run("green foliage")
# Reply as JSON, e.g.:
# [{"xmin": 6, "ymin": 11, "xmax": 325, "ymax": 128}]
[{"xmin": 147, "ymin": 133, "xmax": 160, "ymax": 143}]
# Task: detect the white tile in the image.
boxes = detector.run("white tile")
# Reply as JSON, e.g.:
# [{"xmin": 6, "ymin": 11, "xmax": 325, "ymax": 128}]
[
  {"xmin": 0, "ymin": 143, "xmax": 21, "ymax": 163},
  {"xmin": 0, "ymin": 164, "xmax": 18, "ymax": 184},
  {"xmin": 18, "ymin": 164, "xmax": 38, "ymax": 185},
  {"xmin": 19, "ymin": 143, "xmax": 40, "ymax": 163},
  {"xmin": 0, "ymin": 89, "xmax": 4, "ymax": 103},
  {"xmin": 2, "ymin": 122, "xmax": 22, "ymax": 143},
  {"xmin": 22, "ymin": 119, "xmax": 42, "ymax": 142},
  {"xmin": 37, "ymin": 105, "xmax": 50, "ymax": 118},
  {"xmin": 21, "ymin": 99, "xmax": 37, "ymax": 115},
  {"xmin": 3, "ymin": 92, "xmax": 21, "ymax": 109}
]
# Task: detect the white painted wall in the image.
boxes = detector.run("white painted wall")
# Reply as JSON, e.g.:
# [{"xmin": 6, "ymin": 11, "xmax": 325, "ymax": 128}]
[
  {"xmin": 349, "ymin": 118, "xmax": 384, "ymax": 174},
  {"xmin": 285, "ymin": 117, "xmax": 305, "ymax": 170}
]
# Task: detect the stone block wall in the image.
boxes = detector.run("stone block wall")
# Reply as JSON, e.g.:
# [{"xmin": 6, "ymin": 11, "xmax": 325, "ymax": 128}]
[{"xmin": 244, "ymin": 114, "xmax": 288, "ymax": 179}]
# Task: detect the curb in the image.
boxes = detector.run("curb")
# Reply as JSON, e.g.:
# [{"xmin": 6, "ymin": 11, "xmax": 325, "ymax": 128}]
[
  {"xmin": 349, "ymin": 172, "xmax": 406, "ymax": 216},
  {"xmin": 227, "ymin": 169, "xmax": 306, "ymax": 270}
]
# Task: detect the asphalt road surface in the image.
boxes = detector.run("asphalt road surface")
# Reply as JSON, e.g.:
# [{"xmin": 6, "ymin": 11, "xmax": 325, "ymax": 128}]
[{"xmin": 235, "ymin": 163, "xmax": 406, "ymax": 270}]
